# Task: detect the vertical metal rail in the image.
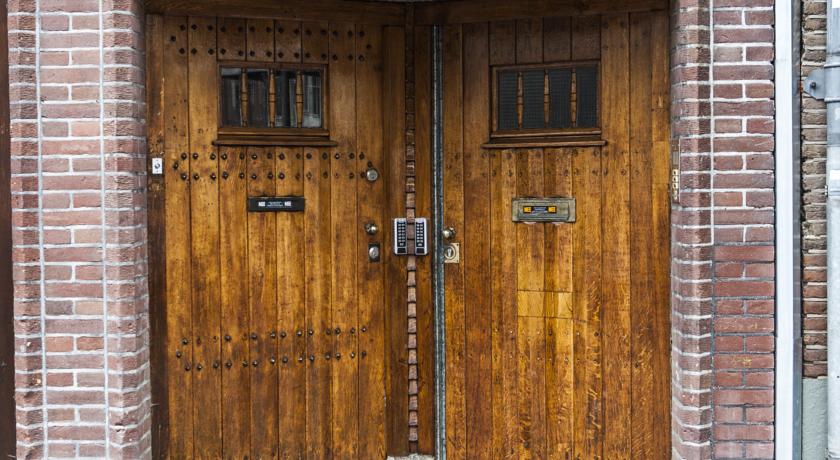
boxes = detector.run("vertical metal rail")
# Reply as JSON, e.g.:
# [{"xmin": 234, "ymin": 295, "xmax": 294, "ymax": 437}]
[
  {"xmin": 828, "ymin": 3, "xmax": 840, "ymax": 457},
  {"xmin": 431, "ymin": 24, "xmax": 447, "ymax": 460}
]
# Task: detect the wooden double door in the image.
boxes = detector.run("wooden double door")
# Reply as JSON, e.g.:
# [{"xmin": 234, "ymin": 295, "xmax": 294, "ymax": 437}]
[
  {"xmin": 434, "ymin": 11, "xmax": 671, "ymax": 460},
  {"xmin": 149, "ymin": 7, "xmax": 671, "ymax": 460},
  {"xmin": 148, "ymin": 15, "xmax": 407, "ymax": 459}
]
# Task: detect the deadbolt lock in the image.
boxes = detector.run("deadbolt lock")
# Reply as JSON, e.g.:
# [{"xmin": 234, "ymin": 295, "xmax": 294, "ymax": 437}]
[
  {"xmin": 368, "ymin": 243, "xmax": 381, "ymax": 262},
  {"xmin": 444, "ymin": 243, "xmax": 460, "ymax": 264}
]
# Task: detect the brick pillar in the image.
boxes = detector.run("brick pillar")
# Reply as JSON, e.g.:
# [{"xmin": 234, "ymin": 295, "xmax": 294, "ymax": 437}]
[
  {"xmin": 671, "ymin": 0, "xmax": 776, "ymax": 458},
  {"xmin": 8, "ymin": 0, "xmax": 150, "ymax": 457}
]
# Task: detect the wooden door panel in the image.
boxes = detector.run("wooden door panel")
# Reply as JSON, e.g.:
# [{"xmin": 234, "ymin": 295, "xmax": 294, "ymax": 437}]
[
  {"xmin": 153, "ymin": 17, "xmax": 400, "ymax": 458},
  {"xmin": 444, "ymin": 12, "xmax": 669, "ymax": 459}
]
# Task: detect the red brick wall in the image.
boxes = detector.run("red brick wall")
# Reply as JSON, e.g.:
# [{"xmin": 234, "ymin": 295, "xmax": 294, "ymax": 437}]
[
  {"xmin": 8, "ymin": 0, "xmax": 150, "ymax": 457},
  {"xmin": 670, "ymin": 0, "xmax": 776, "ymax": 458},
  {"xmin": 801, "ymin": 0, "xmax": 828, "ymax": 379},
  {"xmin": 5, "ymin": 0, "xmax": 780, "ymax": 457}
]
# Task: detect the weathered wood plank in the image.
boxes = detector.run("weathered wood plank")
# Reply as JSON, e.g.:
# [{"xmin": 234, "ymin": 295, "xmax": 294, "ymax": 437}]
[
  {"xmin": 572, "ymin": 16, "xmax": 601, "ymax": 60},
  {"xmin": 304, "ymin": 146, "xmax": 332, "ymax": 459},
  {"xmin": 601, "ymin": 14, "xmax": 632, "ymax": 460},
  {"xmin": 302, "ymin": 21, "xmax": 330, "ymax": 65},
  {"xmin": 247, "ymin": 18, "xmax": 275, "ymax": 62},
  {"xmin": 329, "ymin": 21, "xmax": 359, "ymax": 459},
  {"xmin": 543, "ymin": 17, "xmax": 571, "ymax": 62},
  {"xmin": 544, "ymin": 149, "xmax": 573, "ymax": 293},
  {"xmin": 217, "ymin": 17, "xmax": 246, "ymax": 61},
  {"xmin": 187, "ymin": 16, "xmax": 222, "ymax": 458},
  {"xmin": 489, "ymin": 20, "xmax": 516, "ymax": 66},
  {"xmin": 442, "ymin": 23, "xmax": 467, "ymax": 460},
  {"xmin": 650, "ymin": 10, "xmax": 672, "ymax": 458},
  {"xmin": 415, "ymin": 0, "xmax": 667, "ymax": 25},
  {"xmin": 571, "ymin": 147, "xmax": 602, "ymax": 460},
  {"xmin": 276, "ymin": 147, "xmax": 306, "ymax": 457},
  {"xmin": 490, "ymin": 149, "xmax": 520, "ymax": 459},
  {"xmin": 219, "ymin": 146, "xmax": 250, "ymax": 458},
  {"xmin": 356, "ymin": 24, "xmax": 388, "ymax": 460},
  {"xmin": 628, "ymin": 12, "xmax": 655, "ymax": 459},
  {"xmin": 516, "ymin": 18, "xmax": 543, "ymax": 64},
  {"xmin": 462, "ymin": 21, "xmax": 493, "ymax": 460},
  {"xmin": 275, "ymin": 20, "xmax": 302, "ymax": 63},
  {"xmin": 246, "ymin": 147, "xmax": 279, "ymax": 458}
]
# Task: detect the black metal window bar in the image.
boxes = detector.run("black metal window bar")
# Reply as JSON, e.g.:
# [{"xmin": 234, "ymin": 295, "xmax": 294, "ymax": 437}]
[
  {"xmin": 220, "ymin": 66, "xmax": 324, "ymax": 129},
  {"xmin": 496, "ymin": 64, "xmax": 598, "ymax": 133}
]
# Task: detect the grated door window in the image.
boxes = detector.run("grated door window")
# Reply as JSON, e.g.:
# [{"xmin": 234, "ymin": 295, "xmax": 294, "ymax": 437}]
[{"xmin": 494, "ymin": 64, "xmax": 599, "ymax": 135}]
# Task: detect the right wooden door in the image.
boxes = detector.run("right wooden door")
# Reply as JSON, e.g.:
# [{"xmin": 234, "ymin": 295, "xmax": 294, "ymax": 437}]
[{"xmin": 440, "ymin": 12, "xmax": 671, "ymax": 459}]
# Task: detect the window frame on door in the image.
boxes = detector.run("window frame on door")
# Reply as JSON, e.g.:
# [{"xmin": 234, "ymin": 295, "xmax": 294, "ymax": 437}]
[
  {"xmin": 490, "ymin": 60, "xmax": 601, "ymax": 141},
  {"xmin": 216, "ymin": 61, "xmax": 330, "ymax": 142}
]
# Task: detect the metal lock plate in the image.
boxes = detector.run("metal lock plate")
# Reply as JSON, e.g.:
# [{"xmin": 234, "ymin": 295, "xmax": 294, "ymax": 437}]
[
  {"xmin": 247, "ymin": 196, "xmax": 305, "ymax": 212},
  {"xmin": 152, "ymin": 158, "xmax": 164, "ymax": 175},
  {"xmin": 511, "ymin": 197, "xmax": 575, "ymax": 223},
  {"xmin": 443, "ymin": 243, "xmax": 460, "ymax": 264}
]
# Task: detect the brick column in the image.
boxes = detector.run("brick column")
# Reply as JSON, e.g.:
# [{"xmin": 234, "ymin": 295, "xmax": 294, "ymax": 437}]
[
  {"xmin": 671, "ymin": 0, "xmax": 776, "ymax": 458},
  {"xmin": 8, "ymin": 0, "xmax": 150, "ymax": 457}
]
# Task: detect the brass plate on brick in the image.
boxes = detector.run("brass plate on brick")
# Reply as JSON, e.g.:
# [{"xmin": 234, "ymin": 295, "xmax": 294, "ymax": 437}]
[{"xmin": 511, "ymin": 197, "xmax": 575, "ymax": 223}]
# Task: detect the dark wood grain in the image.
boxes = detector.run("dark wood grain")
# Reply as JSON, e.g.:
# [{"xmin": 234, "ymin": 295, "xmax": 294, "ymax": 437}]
[{"xmin": 0, "ymin": 0, "xmax": 15, "ymax": 455}]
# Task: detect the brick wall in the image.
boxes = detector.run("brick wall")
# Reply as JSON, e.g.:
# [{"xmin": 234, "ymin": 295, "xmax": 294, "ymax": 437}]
[
  {"xmin": 801, "ymin": 0, "xmax": 828, "ymax": 379},
  {"xmin": 8, "ymin": 0, "xmax": 150, "ymax": 457},
  {"xmin": 670, "ymin": 0, "xmax": 776, "ymax": 458}
]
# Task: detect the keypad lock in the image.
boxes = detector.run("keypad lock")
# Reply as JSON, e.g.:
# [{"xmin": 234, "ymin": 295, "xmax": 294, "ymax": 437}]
[{"xmin": 393, "ymin": 218, "xmax": 428, "ymax": 256}]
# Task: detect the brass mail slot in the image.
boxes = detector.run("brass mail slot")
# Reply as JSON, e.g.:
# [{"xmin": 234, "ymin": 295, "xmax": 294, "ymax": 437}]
[{"xmin": 512, "ymin": 197, "xmax": 576, "ymax": 223}]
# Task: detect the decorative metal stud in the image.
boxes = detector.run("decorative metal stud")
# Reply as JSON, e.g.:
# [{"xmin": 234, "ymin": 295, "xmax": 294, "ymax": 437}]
[
  {"xmin": 196, "ymin": 363, "xmax": 203, "ymax": 371},
  {"xmin": 242, "ymin": 360, "xmax": 248, "ymax": 367},
  {"xmin": 297, "ymin": 330, "xmax": 303, "ymax": 337},
  {"xmin": 210, "ymin": 173, "xmax": 217, "ymax": 180},
  {"xmin": 335, "ymin": 353, "xmax": 341, "ymax": 360},
  {"xmin": 350, "ymin": 327, "xmax": 356, "ymax": 334},
  {"xmin": 361, "ymin": 326, "xmax": 367, "ymax": 333},
  {"xmin": 298, "ymin": 356, "xmax": 304, "ymax": 363},
  {"xmin": 251, "ymin": 333, "xmax": 258, "ymax": 340},
  {"xmin": 335, "ymin": 327, "xmax": 341, "ymax": 335},
  {"xmin": 270, "ymin": 357, "xmax": 276, "ymax": 365},
  {"xmin": 252, "ymin": 360, "xmax": 258, "ymax": 367},
  {"xmin": 224, "ymin": 334, "xmax": 231, "ymax": 341},
  {"xmin": 221, "ymin": 153, "xmax": 228, "ymax": 160},
  {"xmin": 180, "ymin": 173, "xmax": 188, "ymax": 181},
  {"xmin": 282, "ymin": 357, "xmax": 289, "ymax": 363},
  {"xmin": 326, "ymin": 329, "xmax": 331, "ymax": 336},
  {"xmin": 210, "ymin": 153, "xmax": 216, "ymax": 160},
  {"xmin": 225, "ymin": 361, "xmax": 232, "ymax": 368},
  {"xmin": 280, "ymin": 331, "xmax": 287, "ymax": 338},
  {"xmin": 350, "ymin": 352, "xmax": 356, "ymax": 359},
  {"xmin": 251, "ymin": 153, "xmax": 258, "ymax": 160},
  {"xmin": 222, "ymin": 172, "xmax": 229, "ymax": 180},
  {"xmin": 213, "ymin": 361, "xmax": 220, "ymax": 369},
  {"xmin": 308, "ymin": 329, "xmax": 314, "ymax": 335},
  {"xmin": 181, "ymin": 153, "xmax": 188, "ymax": 160},
  {"xmin": 185, "ymin": 364, "xmax": 191, "ymax": 371},
  {"xmin": 193, "ymin": 173, "xmax": 199, "ymax": 181},
  {"xmin": 192, "ymin": 153, "xmax": 199, "ymax": 160},
  {"xmin": 324, "ymin": 353, "xmax": 331, "ymax": 360},
  {"xmin": 182, "ymin": 338, "xmax": 189, "ymax": 345},
  {"xmin": 173, "ymin": 161, "xmax": 179, "ymax": 170},
  {"xmin": 175, "ymin": 351, "xmax": 182, "ymax": 358},
  {"xmin": 308, "ymin": 355, "xmax": 315, "ymax": 362},
  {"xmin": 361, "ymin": 351, "xmax": 367, "ymax": 358}
]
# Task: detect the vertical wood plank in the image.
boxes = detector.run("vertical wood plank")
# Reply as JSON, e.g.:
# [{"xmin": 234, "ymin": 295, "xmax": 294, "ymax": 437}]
[
  {"xmin": 276, "ymin": 147, "xmax": 306, "ymax": 457},
  {"xmin": 146, "ymin": 15, "xmax": 168, "ymax": 459},
  {"xmin": 462, "ymin": 22, "xmax": 493, "ymax": 460},
  {"xmin": 328, "ymin": 21, "xmax": 359, "ymax": 459},
  {"xmin": 544, "ymin": 149, "xmax": 573, "ymax": 293},
  {"xmin": 489, "ymin": 20, "xmax": 516, "ymax": 66},
  {"xmin": 572, "ymin": 16, "xmax": 601, "ymax": 61},
  {"xmin": 356, "ymin": 24, "xmax": 387, "ymax": 459},
  {"xmin": 515, "ymin": 18, "xmax": 543, "ymax": 64},
  {"xmin": 601, "ymin": 13, "xmax": 632, "ymax": 460},
  {"xmin": 219, "ymin": 146, "xmax": 250, "ymax": 459},
  {"xmin": 275, "ymin": 20, "xmax": 303, "ymax": 63},
  {"xmin": 217, "ymin": 17, "xmax": 246, "ymax": 61},
  {"xmin": 304, "ymin": 146, "xmax": 332, "ymax": 458},
  {"xmin": 163, "ymin": 16, "xmax": 193, "ymax": 458},
  {"xmin": 516, "ymin": 150, "xmax": 545, "ymax": 292},
  {"xmin": 383, "ymin": 24, "xmax": 409, "ymax": 456},
  {"xmin": 490, "ymin": 149, "xmax": 519, "ymax": 459},
  {"xmin": 650, "ymin": 11, "xmax": 672, "ymax": 458},
  {"xmin": 302, "ymin": 22, "xmax": 330, "ymax": 64},
  {"xmin": 542, "ymin": 17, "xmax": 571, "ymax": 62},
  {"xmin": 247, "ymin": 18, "xmax": 275, "ymax": 62},
  {"xmin": 515, "ymin": 149, "xmax": 546, "ymax": 459},
  {"xmin": 246, "ymin": 147, "xmax": 279, "ymax": 459},
  {"xmin": 628, "ymin": 12, "xmax": 656, "ymax": 459},
  {"xmin": 571, "ymin": 147, "xmax": 602, "ymax": 460},
  {"xmin": 413, "ymin": 24, "xmax": 437, "ymax": 454},
  {"xmin": 544, "ymin": 148, "xmax": 574, "ymax": 459},
  {"xmin": 187, "ymin": 16, "xmax": 222, "ymax": 458},
  {"xmin": 442, "ymin": 23, "xmax": 467, "ymax": 460}
]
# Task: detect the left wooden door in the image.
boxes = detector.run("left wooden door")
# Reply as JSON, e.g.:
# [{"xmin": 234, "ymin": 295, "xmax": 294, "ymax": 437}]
[{"xmin": 147, "ymin": 15, "xmax": 403, "ymax": 459}]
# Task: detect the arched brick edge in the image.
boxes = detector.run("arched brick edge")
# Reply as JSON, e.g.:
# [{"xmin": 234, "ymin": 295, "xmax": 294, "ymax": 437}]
[{"xmin": 670, "ymin": 0, "xmax": 776, "ymax": 458}]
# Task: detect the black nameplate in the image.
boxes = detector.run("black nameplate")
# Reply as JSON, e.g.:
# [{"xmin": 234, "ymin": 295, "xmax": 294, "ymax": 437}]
[{"xmin": 247, "ymin": 196, "xmax": 305, "ymax": 212}]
